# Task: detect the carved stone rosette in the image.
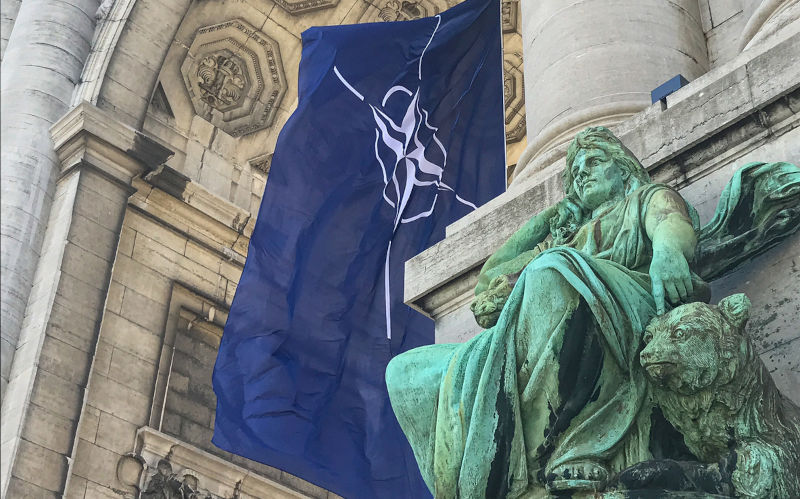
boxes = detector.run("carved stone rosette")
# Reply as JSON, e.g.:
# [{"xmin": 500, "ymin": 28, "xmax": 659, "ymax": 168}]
[
  {"xmin": 181, "ymin": 19, "xmax": 287, "ymax": 137},
  {"xmin": 249, "ymin": 153, "xmax": 273, "ymax": 175}
]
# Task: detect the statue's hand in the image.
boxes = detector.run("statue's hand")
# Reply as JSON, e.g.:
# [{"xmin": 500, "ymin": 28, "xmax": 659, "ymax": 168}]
[
  {"xmin": 470, "ymin": 275, "xmax": 512, "ymax": 329},
  {"xmin": 649, "ymin": 245, "xmax": 694, "ymax": 315}
]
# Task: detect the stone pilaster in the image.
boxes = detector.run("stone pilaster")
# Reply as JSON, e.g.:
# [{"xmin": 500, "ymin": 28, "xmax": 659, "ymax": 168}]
[
  {"xmin": 0, "ymin": 102, "xmax": 172, "ymax": 497},
  {"xmin": 512, "ymin": 0, "xmax": 708, "ymax": 183}
]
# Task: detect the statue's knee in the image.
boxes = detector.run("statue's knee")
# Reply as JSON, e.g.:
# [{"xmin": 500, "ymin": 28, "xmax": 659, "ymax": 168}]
[
  {"xmin": 386, "ymin": 353, "xmax": 413, "ymax": 397},
  {"xmin": 528, "ymin": 266, "xmax": 568, "ymax": 289}
]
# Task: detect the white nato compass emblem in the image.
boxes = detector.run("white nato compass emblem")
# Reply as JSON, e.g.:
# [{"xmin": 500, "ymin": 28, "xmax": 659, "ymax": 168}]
[{"xmin": 333, "ymin": 15, "xmax": 477, "ymax": 339}]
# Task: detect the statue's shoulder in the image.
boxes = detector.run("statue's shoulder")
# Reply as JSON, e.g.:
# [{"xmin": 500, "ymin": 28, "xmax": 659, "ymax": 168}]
[
  {"xmin": 633, "ymin": 182, "xmax": 680, "ymax": 199},
  {"xmin": 620, "ymin": 183, "xmax": 676, "ymax": 214},
  {"xmin": 636, "ymin": 183, "xmax": 697, "ymax": 219}
]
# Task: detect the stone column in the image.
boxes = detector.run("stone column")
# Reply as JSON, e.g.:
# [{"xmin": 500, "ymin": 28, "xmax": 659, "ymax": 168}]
[
  {"xmin": 512, "ymin": 0, "xmax": 708, "ymax": 183},
  {"xmin": 0, "ymin": 102, "xmax": 171, "ymax": 497},
  {"xmin": 740, "ymin": 0, "xmax": 800, "ymax": 51},
  {"xmin": 0, "ymin": 0, "xmax": 21, "ymax": 60},
  {"xmin": 0, "ymin": 0, "xmax": 100, "ymax": 398}
]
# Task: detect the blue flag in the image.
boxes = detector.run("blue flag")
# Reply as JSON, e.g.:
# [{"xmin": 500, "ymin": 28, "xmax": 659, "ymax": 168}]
[{"xmin": 212, "ymin": 0, "xmax": 505, "ymax": 497}]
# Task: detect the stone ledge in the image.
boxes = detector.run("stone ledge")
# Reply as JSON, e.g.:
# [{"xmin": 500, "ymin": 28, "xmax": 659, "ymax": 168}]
[
  {"xmin": 406, "ymin": 29, "xmax": 800, "ymax": 318},
  {"xmin": 129, "ymin": 168, "xmax": 253, "ymax": 266},
  {"xmin": 51, "ymin": 101, "xmax": 173, "ymax": 186}
]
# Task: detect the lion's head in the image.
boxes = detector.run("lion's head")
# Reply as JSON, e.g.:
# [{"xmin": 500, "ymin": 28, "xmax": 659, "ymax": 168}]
[{"xmin": 640, "ymin": 294, "xmax": 751, "ymax": 395}]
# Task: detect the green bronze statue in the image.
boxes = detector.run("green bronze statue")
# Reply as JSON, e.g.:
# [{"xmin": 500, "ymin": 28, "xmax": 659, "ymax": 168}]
[{"xmin": 385, "ymin": 126, "xmax": 800, "ymax": 498}]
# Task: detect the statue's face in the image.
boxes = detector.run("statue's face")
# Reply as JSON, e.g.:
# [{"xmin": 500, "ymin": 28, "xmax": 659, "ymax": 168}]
[{"xmin": 570, "ymin": 148, "xmax": 626, "ymax": 210}]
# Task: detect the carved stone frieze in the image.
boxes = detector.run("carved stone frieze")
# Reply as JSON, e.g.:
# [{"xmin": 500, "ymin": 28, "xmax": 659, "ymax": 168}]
[
  {"xmin": 378, "ymin": 0, "xmax": 432, "ymax": 21},
  {"xmin": 181, "ymin": 19, "xmax": 287, "ymax": 137},
  {"xmin": 273, "ymin": 0, "xmax": 339, "ymax": 15},
  {"xmin": 141, "ymin": 459, "xmax": 218, "ymax": 499},
  {"xmin": 249, "ymin": 153, "xmax": 273, "ymax": 175},
  {"xmin": 362, "ymin": 0, "xmax": 458, "ymax": 23},
  {"xmin": 503, "ymin": 51, "xmax": 525, "ymax": 144},
  {"xmin": 365, "ymin": 0, "xmax": 517, "ymax": 31},
  {"xmin": 119, "ymin": 427, "xmax": 308, "ymax": 498}
]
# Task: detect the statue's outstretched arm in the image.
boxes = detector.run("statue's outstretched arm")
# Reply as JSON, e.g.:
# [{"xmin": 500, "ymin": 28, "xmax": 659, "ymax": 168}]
[
  {"xmin": 475, "ymin": 203, "xmax": 558, "ymax": 294},
  {"xmin": 644, "ymin": 190, "xmax": 698, "ymax": 315}
]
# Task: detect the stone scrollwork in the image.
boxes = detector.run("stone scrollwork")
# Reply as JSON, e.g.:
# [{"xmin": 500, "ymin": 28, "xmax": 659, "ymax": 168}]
[
  {"xmin": 196, "ymin": 54, "xmax": 248, "ymax": 111},
  {"xmin": 375, "ymin": 0, "xmax": 448, "ymax": 22},
  {"xmin": 365, "ymin": 0, "xmax": 453, "ymax": 22},
  {"xmin": 121, "ymin": 427, "xmax": 304, "ymax": 498},
  {"xmin": 181, "ymin": 19, "xmax": 287, "ymax": 137}
]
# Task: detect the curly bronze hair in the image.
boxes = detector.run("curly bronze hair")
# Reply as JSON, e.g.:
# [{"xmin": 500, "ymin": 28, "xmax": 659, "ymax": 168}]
[{"xmin": 563, "ymin": 126, "xmax": 650, "ymax": 200}]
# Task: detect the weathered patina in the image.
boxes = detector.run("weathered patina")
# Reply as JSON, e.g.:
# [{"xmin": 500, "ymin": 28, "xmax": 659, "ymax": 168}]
[{"xmin": 385, "ymin": 126, "xmax": 800, "ymax": 498}]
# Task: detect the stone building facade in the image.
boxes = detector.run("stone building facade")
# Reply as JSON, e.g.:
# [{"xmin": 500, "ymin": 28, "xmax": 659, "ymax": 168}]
[{"xmin": 0, "ymin": 0, "xmax": 797, "ymax": 497}]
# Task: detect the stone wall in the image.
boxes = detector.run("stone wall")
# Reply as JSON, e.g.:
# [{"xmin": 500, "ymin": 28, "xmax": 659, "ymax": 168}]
[{"xmin": 63, "ymin": 170, "xmax": 335, "ymax": 498}]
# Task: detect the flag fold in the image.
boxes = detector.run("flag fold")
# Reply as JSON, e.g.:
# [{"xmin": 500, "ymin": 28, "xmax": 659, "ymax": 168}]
[{"xmin": 213, "ymin": 1, "xmax": 505, "ymax": 496}]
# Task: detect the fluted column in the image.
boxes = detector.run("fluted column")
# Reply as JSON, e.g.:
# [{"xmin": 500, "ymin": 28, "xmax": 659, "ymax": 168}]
[
  {"xmin": 513, "ymin": 0, "xmax": 708, "ymax": 183},
  {"xmin": 0, "ymin": 0, "xmax": 100, "ymax": 399}
]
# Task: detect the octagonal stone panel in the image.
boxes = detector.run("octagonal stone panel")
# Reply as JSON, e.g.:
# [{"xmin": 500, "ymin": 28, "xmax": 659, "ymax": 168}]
[
  {"xmin": 504, "ymin": 52, "xmax": 525, "ymax": 144},
  {"xmin": 181, "ymin": 19, "xmax": 287, "ymax": 137}
]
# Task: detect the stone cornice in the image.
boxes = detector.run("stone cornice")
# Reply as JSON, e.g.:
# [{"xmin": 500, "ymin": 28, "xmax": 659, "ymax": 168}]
[
  {"xmin": 50, "ymin": 101, "xmax": 174, "ymax": 186},
  {"xmin": 50, "ymin": 102, "xmax": 253, "ymax": 265},
  {"xmin": 129, "ymin": 168, "xmax": 253, "ymax": 265}
]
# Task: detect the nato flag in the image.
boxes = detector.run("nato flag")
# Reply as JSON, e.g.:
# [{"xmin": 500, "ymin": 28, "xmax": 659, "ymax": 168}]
[{"xmin": 212, "ymin": 0, "xmax": 505, "ymax": 496}]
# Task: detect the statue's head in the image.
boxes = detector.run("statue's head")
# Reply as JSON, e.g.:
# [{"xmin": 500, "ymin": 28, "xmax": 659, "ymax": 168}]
[
  {"xmin": 155, "ymin": 459, "xmax": 173, "ymax": 476},
  {"xmin": 563, "ymin": 127, "xmax": 650, "ymax": 210}
]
